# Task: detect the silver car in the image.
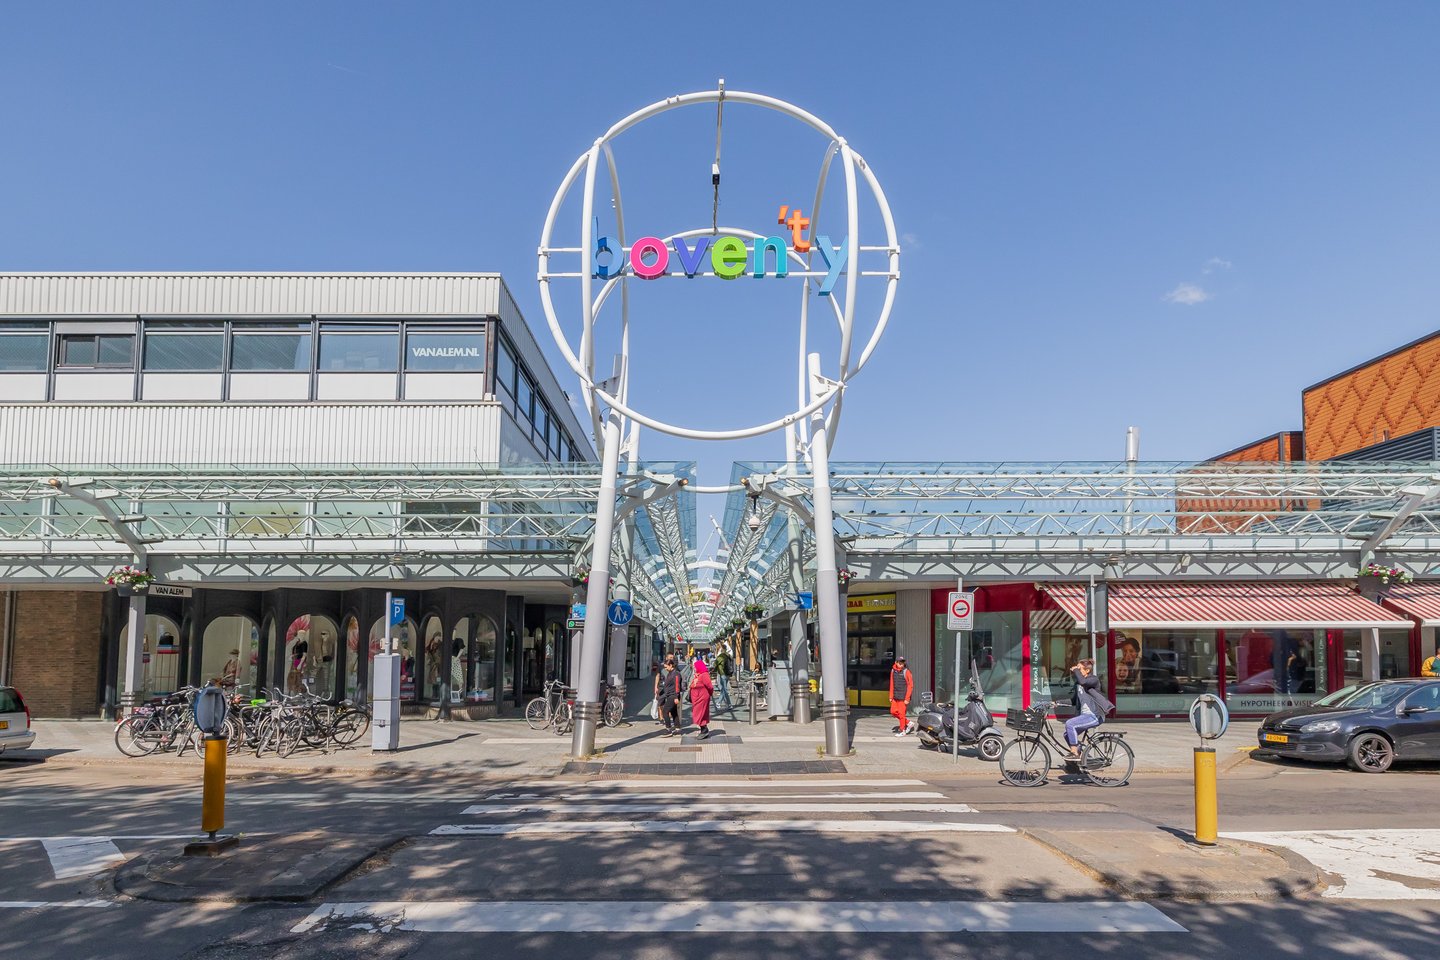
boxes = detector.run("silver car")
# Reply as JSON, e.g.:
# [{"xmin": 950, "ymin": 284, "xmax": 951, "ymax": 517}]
[{"xmin": 0, "ymin": 686, "xmax": 34, "ymax": 754}]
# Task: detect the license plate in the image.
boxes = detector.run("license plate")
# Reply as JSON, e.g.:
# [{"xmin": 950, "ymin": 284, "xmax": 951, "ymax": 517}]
[
  {"xmin": 0, "ymin": 721, "xmax": 8, "ymax": 730},
  {"xmin": 1263, "ymin": 733, "xmax": 1288, "ymax": 744}
]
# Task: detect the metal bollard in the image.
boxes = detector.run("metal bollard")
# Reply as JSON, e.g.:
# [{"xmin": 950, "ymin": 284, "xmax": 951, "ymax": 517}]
[
  {"xmin": 1194, "ymin": 746, "xmax": 1218, "ymax": 845},
  {"xmin": 749, "ymin": 684, "xmax": 758, "ymax": 725}
]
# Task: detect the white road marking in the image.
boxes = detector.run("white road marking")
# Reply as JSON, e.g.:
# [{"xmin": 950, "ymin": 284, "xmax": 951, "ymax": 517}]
[
  {"xmin": 293, "ymin": 899, "xmax": 1184, "ymax": 934},
  {"xmin": 461, "ymin": 802, "xmax": 976, "ymax": 815},
  {"xmin": 1222, "ymin": 829, "xmax": 1440, "ymax": 900},
  {"xmin": 40, "ymin": 838, "xmax": 125, "ymax": 879},
  {"xmin": 431, "ymin": 819, "xmax": 1013, "ymax": 836},
  {"xmin": 0, "ymin": 836, "xmax": 190, "ymax": 842},
  {"xmin": 503, "ymin": 778, "xmax": 927, "ymax": 788},
  {"xmin": 479, "ymin": 791, "xmax": 948, "ymax": 801},
  {"xmin": 0, "ymin": 900, "xmax": 115, "ymax": 909}
]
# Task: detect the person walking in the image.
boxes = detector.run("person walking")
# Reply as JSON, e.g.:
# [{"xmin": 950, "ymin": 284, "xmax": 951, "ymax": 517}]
[
  {"xmin": 655, "ymin": 654, "xmax": 684, "ymax": 736},
  {"xmin": 889, "ymin": 655, "xmax": 913, "ymax": 736},
  {"xmin": 712, "ymin": 645, "xmax": 732, "ymax": 709},
  {"xmin": 1065, "ymin": 658, "xmax": 1113, "ymax": 762},
  {"xmin": 690, "ymin": 657, "xmax": 715, "ymax": 739}
]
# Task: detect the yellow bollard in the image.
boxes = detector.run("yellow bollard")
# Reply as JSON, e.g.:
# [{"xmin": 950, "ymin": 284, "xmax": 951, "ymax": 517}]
[
  {"xmin": 1194, "ymin": 746, "xmax": 1217, "ymax": 845},
  {"xmin": 202, "ymin": 736, "xmax": 226, "ymax": 836}
]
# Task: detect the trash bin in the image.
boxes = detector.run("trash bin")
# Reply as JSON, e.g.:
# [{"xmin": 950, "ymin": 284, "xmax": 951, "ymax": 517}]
[{"xmin": 767, "ymin": 660, "xmax": 792, "ymax": 718}]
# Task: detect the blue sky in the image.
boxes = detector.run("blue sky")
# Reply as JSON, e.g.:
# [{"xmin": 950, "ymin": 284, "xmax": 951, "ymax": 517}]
[{"xmin": 4, "ymin": 2, "xmax": 1439, "ymax": 484}]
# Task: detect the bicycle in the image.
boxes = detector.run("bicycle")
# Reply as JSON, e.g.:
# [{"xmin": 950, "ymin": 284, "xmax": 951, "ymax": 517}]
[
  {"xmin": 998, "ymin": 700, "xmax": 1134, "ymax": 788},
  {"xmin": 524, "ymin": 678, "xmax": 568, "ymax": 731},
  {"xmin": 600, "ymin": 682, "xmax": 625, "ymax": 728}
]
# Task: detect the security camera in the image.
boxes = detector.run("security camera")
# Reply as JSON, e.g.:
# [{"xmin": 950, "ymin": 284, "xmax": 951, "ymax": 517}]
[{"xmin": 747, "ymin": 513, "xmax": 762, "ymax": 532}]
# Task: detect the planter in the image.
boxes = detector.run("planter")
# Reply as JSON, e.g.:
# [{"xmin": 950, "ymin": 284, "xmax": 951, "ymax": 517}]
[{"xmin": 1356, "ymin": 577, "xmax": 1391, "ymax": 601}]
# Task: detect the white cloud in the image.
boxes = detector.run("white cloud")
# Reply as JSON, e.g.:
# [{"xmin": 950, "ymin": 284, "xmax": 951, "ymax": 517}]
[
  {"xmin": 901, "ymin": 232, "xmax": 921, "ymax": 251},
  {"xmin": 1202, "ymin": 257, "xmax": 1233, "ymax": 274},
  {"xmin": 1164, "ymin": 283, "xmax": 1210, "ymax": 305}
]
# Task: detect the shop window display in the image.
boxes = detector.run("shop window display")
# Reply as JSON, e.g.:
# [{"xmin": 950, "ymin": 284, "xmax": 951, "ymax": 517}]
[
  {"xmin": 1112, "ymin": 629, "xmax": 1218, "ymax": 713},
  {"xmin": 1030, "ymin": 624, "xmax": 1090, "ymax": 706},
  {"xmin": 466, "ymin": 616, "xmax": 498, "ymax": 704},
  {"xmin": 1227, "ymin": 629, "xmax": 1328, "ymax": 713},
  {"xmin": 368, "ymin": 616, "xmax": 418, "ymax": 701},
  {"xmin": 282, "ymin": 614, "xmax": 339, "ymax": 696},
  {"xmin": 201, "ymin": 616, "xmax": 260, "ymax": 692},
  {"xmin": 119, "ymin": 614, "xmax": 182, "ymax": 699}
]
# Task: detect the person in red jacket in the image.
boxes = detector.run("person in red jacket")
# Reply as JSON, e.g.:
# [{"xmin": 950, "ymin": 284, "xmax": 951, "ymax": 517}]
[{"xmin": 890, "ymin": 655, "xmax": 913, "ymax": 736}]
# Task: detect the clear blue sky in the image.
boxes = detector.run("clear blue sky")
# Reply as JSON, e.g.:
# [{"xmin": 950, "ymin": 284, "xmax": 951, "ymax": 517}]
[{"xmin": 4, "ymin": 2, "xmax": 1439, "ymax": 481}]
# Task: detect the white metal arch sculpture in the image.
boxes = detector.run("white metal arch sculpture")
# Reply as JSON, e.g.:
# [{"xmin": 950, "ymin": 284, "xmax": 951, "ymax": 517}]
[{"xmin": 539, "ymin": 85, "xmax": 900, "ymax": 758}]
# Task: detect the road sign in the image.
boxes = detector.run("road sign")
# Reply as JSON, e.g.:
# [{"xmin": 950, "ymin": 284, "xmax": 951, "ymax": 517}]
[
  {"xmin": 1189, "ymin": 694, "xmax": 1230, "ymax": 740},
  {"xmin": 794, "ymin": 591, "xmax": 813, "ymax": 610},
  {"xmin": 607, "ymin": 599, "xmax": 635, "ymax": 626},
  {"xmin": 566, "ymin": 618, "xmax": 585, "ymax": 631},
  {"xmin": 571, "ymin": 603, "xmax": 587, "ymax": 619},
  {"xmin": 389, "ymin": 597, "xmax": 405, "ymax": 626},
  {"xmin": 946, "ymin": 591, "xmax": 975, "ymax": 631}
]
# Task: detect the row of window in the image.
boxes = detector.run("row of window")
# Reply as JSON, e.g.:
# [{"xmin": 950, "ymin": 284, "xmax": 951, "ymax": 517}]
[
  {"xmin": 494, "ymin": 333, "xmax": 577, "ymax": 462},
  {"xmin": 0, "ymin": 322, "xmax": 488, "ymax": 374}
]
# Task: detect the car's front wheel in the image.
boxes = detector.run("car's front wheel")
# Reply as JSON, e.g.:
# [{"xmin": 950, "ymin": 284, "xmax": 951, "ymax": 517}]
[{"xmin": 1346, "ymin": 732, "xmax": 1394, "ymax": 773}]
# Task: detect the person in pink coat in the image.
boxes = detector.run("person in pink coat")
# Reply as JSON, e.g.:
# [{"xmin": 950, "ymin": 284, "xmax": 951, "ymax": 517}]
[{"xmin": 689, "ymin": 657, "xmax": 715, "ymax": 740}]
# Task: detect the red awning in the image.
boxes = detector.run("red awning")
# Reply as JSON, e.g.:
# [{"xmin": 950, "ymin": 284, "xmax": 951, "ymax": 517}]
[
  {"xmin": 1040, "ymin": 582, "xmax": 1411, "ymax": 630},
  {"xmin": 1380, "ymin": 582, "xmax": 1440, "ymax": 626}
]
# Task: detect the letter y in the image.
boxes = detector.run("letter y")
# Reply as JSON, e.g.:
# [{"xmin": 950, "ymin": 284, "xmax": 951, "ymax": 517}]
[{"xmin": 814, "ymin": 236, "xmax": 849, "ymax": 296}]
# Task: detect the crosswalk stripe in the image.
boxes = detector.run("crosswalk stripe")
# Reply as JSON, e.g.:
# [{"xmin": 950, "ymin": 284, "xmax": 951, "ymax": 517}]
[
  {"xmin": 503, "ymin": 778, "xmax": 926, "ymax": 788},
  {"xmin": 479, "ymin": 791, "xmax": 948, "ymax": 801},
  {"xmin": 0, "ymin": 900, "xmax": 115, "ymax": 909},
  {"xmin": 1221, "ymin": 829, "xmax": 1440, "ymax": 900},
  {"xmin": 41, "ymin": 838, "xmax": 126, "ymax": 879},
  {"xmin": 293, "ymin": 899, "xmax": 1185, "ymax": 934},
  {"xmin": 461, "ymin": 802, "xmax": 976, "ymax": 815},
  {"xmin": 431, "ymin": 819, "xmax": 1013, "ymax": 836}
]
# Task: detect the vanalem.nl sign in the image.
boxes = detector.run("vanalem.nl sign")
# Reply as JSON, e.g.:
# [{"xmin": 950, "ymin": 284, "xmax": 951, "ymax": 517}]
[{"xmin": 592, "ymin": 205, "xmax": 849, "ymax": 295}]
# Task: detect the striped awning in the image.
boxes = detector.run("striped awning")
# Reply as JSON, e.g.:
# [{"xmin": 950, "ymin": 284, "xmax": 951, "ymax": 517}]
[
  {"xmin": 1379, "ymin": 582, "xmax": 1440, "ymax": 626},
  {"xmin": 1029, "ymin": 607, "xmax": 1081, "ymax": 632},
  {"xmin": 1040, "ymin": 582, "xmax": 1411, "ymax": 630}
]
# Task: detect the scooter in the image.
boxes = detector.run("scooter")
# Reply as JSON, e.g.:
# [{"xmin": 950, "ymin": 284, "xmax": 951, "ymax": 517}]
[{"xmin": 914, "ymin": 662, "xmax": 1004, "ymax": 761}]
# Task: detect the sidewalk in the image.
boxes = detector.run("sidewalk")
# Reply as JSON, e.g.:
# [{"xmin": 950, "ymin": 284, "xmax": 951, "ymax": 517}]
[{"xmin": 20, "ymin": 706, "xmax": 1262, "ymax": 778}]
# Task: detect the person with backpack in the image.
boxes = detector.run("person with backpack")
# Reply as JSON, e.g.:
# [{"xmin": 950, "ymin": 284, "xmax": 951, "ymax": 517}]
[
  {"xmin": 1065, "ymin": 658, "xmax": 1113, "ymax": 760},
  {"xmin": 655, "ymin": 654, "xmax": 685, "ymax": 736}
]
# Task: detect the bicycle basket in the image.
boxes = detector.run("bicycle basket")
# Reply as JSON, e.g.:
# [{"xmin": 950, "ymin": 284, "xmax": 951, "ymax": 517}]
[{"xmin": 1005, "ymin": 705, "xmax": 1050, "ymax": 732}]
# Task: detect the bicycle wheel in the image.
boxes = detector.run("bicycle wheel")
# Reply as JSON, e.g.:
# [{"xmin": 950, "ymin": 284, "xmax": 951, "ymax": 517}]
[
  {"xmin": 603, "ymin": 696, "xmax": 623, "ymax": 727},
  {"xmin": 331, "ymin": 706, "xmax": 371, "ymax": 746},
  {"xmin": 114, "ymin": 715, "xmax": 161, "ymax": 757},
  {"xmin": 1081, "ymin": 733, "xmax": 1134, "ymax": 787},
  {"xmin": 999, "ymin": 735, "xmax": 1051, "ymax": 787},
  {"xmin": 524, "ymin": 697, "xmax": 549, "ymax": 730},
  {"xmin": 553, "ymin": 701, "xmax": 573, "ymax": 735},
  {"xmin": 224, "ymin": 714, "xmax": 245, "ymax": 754},
  {"xmin": 275, "ymin": 716, "xmax": 304, "ymax": 758}
]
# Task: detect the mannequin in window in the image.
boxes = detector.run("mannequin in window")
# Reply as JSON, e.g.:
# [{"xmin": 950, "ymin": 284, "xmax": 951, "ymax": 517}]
[{"xmin": 221, "ymin": 648, "xmax": 240, "ymax": 687}]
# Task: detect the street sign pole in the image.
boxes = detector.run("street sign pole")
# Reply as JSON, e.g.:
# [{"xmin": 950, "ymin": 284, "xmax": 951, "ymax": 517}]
[
  {"xmin": 373, "ymin": 591, "xmax": 402, "ymax": 752},
  {"xmin": 952, "ymin": 631, "xmax": 962, "ymax": 764}
]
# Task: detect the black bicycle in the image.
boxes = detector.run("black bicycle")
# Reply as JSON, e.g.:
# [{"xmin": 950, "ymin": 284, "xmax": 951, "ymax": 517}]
[{"xmin": 998, "ymin": 700, "xmax": 1134, "ymax": 787}]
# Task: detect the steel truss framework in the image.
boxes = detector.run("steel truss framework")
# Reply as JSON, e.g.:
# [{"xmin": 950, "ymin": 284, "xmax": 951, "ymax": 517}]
[
  {"xmin": 0, "ymin": 461, "xmax": 701, "ymax": 637},
  {"xmin": 707, "ymin": 461, "xmax": 1440, "ymax": 639}
]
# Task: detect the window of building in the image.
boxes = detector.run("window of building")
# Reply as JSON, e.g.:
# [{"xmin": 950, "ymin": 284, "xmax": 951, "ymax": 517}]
[
  {"xmin": 406, "ymin": 331, "xmax": 486, "ymax": 372},
  {"xmin": 516, "ymin": 371, "xmax": 535, "ymax": 423},
  {"xmin": 318, "ymin": 327, "xmax": 399, "ymax": 372},
  {"xmin": 496, "ymin": 339, "xmax": 517, "ymax": 396},
  {"xmin": 58, "ymin": 333, "xmax": 134, "ymax": 368},
  {"xmin": 143, "ymin": 329, "xmax": 224, "ymax": 371},
  {"xmin": 0, "ymin": 325, "xmax": 49, "ymax": 372},
  {"xmin": 231, "ymin": 329, "xmax": 312, "ymax": 371},
  {"xmin": 1226, "ymin": 628, "xmax": 1330, "ymax": 713},
  {"xmin": 1113, "ymin": 629, "xmax": 1219, "ymax": 713},
  {"xmin": 536, "ymin": 404, "xmax": 551, "ymax": 448}
]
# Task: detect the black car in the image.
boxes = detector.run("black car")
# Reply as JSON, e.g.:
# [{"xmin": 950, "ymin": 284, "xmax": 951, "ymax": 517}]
[{"xmin": 1256, "ymin": 678, "xmax": 1440, "ymax": 773}]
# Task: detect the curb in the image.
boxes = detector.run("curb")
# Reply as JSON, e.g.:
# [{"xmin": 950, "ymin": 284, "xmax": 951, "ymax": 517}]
[{"xmin": 1017, "ymin": 828, "xmax": 1324, "ymax": 902}]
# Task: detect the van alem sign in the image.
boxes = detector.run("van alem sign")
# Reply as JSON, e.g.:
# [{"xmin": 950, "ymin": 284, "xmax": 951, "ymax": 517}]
[
  {"xmin": 410, "ymin": 346, "xmax": 482, "ymax": 358},
  {"xmin": 592, "ymin": 205, "xmax": 849, "ymax": 295}
]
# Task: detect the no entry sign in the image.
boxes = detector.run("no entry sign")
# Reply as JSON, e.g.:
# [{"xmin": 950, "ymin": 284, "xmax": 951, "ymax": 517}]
[{"xmin": 947, "ymin": 591, "xmax": 975, "ymax": 631}]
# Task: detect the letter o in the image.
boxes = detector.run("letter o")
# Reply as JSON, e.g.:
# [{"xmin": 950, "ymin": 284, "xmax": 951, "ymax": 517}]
[{"xmin": 629, "ymin": 237, "xmax": 669, "ymax": 280}]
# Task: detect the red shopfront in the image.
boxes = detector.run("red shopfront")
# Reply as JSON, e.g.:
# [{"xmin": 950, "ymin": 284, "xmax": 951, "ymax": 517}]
[{"xmin": 930, "ymin": 582, "xmax": 1414, "ymax": 718}]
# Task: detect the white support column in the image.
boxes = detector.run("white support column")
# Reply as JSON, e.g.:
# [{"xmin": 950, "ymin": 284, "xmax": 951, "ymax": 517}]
[
  {"xmin": 1363, "ymin": 627, "xmax": 1381, "ymax": 682},
  {"xmin": 788, "ymin": 507, "xmax": 811, "ymax": 724},
  {"xmin": 808, "ymin": 354, "xmax": 849, "ymax": 755},
  {"xmin": 571, "ymin": 406, "xmax": 624, "ymax": 758},
  {"xmin": 121, "ymin": 593, "xmax": 147, "ymax": 714}
]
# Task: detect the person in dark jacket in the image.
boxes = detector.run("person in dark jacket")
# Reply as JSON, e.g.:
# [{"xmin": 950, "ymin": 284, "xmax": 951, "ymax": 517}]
[
  {"xmin": 889, "ymin": 656, "xmax": 913, "ymax": 736},
  {"xmin": 1065, "ymin": 658, "xmax": 1109, "ymax": 759},
  {"xmin": 655, "ymin": 654, "xmax": 684, "ymax": 736}
]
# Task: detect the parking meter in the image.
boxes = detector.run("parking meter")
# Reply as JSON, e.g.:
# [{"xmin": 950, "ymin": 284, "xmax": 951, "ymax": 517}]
[{"xmin": 193, "ymin": 683, "xmax": 230, "ymax": 738}]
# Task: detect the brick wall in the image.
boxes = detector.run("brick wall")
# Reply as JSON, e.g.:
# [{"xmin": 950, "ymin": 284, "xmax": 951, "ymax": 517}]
[{"xmin": 9, "ymin": 590, "xmax": 104, "ymax": 718}]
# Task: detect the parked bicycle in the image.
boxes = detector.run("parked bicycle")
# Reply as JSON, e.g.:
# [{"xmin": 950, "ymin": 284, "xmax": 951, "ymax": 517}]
[
  {"xmin": 113, "ymin": 686, "xmax": 205, "ymax": 759},
  {"xmin": 524, "ymin": 678, "xmax": 569, "ymax": 732},
  {"xmin": 998, "ymin": 700, "xmax": 1134, "ymax": 788}
]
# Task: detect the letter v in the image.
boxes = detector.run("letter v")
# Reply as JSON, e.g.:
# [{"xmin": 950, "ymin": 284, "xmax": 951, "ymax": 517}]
[
  {"xmin": 814, "ymin": 236, "xmax": 849, "ymax": 296},
  {"xmin": 672, "ymin": 237, "xmax": 713, "ymax": 277}
]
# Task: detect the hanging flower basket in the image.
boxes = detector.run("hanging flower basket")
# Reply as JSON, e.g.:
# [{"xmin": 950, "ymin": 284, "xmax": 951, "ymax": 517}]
[
  {"xmin": 106, "ymin": 565, "xmax": 155, "ymax": 596},
  {"xmin": 571, "ymin": 566, "xmax": 615, "ymax": 589},
  {"xmin": 836, "ymin": 568, "xmax": 856, "ymax": 587},
  {"xmin": 743, "ymin": 603, "xmax": 766, "ymax": 620},
  {"xmin": 730, "ymin": 618, "xmax": 747, "ymax": 632},
  {"xmin": 1359, "ymin": 562, "xmax": 1413, "ymax": 587}
]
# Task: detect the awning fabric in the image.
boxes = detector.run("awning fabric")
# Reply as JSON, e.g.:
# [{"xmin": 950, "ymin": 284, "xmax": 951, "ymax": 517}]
[
  {"xmin": 1040, "ymin": 582, "xmax": 1411, "ymax": 630},
  {"xmin": 1379, "ymin": 582, "xmax": 1440, "ymax": 627}
]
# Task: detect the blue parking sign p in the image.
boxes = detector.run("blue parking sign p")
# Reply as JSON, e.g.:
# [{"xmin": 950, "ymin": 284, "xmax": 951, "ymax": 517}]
[{"xmin": 390, "ymin": 597, "xmax": 405, "ymax": 626}]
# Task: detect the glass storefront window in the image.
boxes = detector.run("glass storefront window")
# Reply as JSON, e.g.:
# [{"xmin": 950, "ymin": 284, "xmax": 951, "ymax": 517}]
[
  {"xmin": 202, "ymin": 616, "xmax": 261, "ymax": 692},
  {"xmin": 1031, "ymin": 624, "xmax": 1090, "ymax": 706},
  {"xmin": 467, "ymin": 616, "xmax": 498, "ymax": 703},
  {"xmin": 935, "ymin": 610, "xmax": 1024, "ymax": 711},
  {"xmin": 319, "ymin": 330, "xmax": 399, "ymax": 371},
  {"xmin": 281, "ymin": 614, "xmax": 338, "ymax": 696},
  {"xmin": 231, "ymin": 332, "xmax": 311, "ymax": 371},
  {"xmin": 1227, "ymin": 629, "xmax": 1329, "ymax": 713},
  {"xmin": 143, "ymin": 332, "xmax": 224, "ymax": 371},
  {"xmin": 370, "ymin": 617, "xmax": 417, "ymax": 701},
  {"xmin": 119, "ymin": 614, "xmax": 182, "ymax": 700},
  {"xmin": 1112, "ymin": 629, "xmax": 1219, "ymax": 713},
  {"xmin": 406, "ymin": 331, "xmax": 486, "ymax": 372}
]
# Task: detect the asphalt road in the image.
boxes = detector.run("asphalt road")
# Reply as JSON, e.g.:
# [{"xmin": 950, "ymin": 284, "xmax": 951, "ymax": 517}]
[{"xmin": 2, "ymin": 756, "xmax": 1437, "ymax": 960}]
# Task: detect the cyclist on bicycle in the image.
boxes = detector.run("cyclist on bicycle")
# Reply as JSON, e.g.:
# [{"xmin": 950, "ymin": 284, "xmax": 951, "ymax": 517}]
[{"xmin": 1065, "ymin": 659, "xmax": 1113, "ymax": 761}]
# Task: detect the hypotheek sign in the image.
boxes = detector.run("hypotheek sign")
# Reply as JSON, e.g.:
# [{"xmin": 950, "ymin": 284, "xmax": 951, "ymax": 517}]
[{"xmin": 592, "ymin": 205, "xmax": 848, "ymax": 295}]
